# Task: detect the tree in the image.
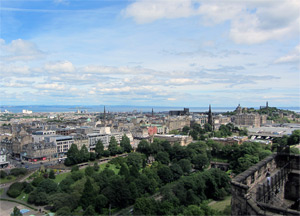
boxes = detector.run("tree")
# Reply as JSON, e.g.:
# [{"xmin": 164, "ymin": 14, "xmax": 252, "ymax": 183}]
[
  {"xmin": 11, "ymin": 206, "xmax": 22, "ymax": 216},
  {"xmin": 259, "ymin": 150, "xmax": 272, "ymax": 160},
  {"xmin": 56, "ymin": 207, "xmax": 71, "ymax": 216},
  {"xmin": 93, "ymin": 162, "xmax": 100, "ymax": 172},
  {"xmin": 49, "ymin": 169, "xmax": 55, "ymax": 179},
  {"xmin": 0, "ymin": 170, "xmax": 7, "ymax": 178},
  {"xmin": 177, "ymin": 159, "xmax": 192, "ymax": 174},
  {"xmin": 85, "ymin": 166, "xmax": 95, "ymax": 177},
  {"xmin": 95, "ymin": 194, "xmax": 108, "ymax": 214},
  {"xmin": 38, "ymin": 179, "xmax": 58, "ymax": 194},
  {"xmin": 204, "ymin": 123, "xmax": 212, "ymax": 132},
  {"xmin": 89, "ymin": 152, "xmax": 96, "ymax": 161},
  {"xmin": 155, "ymin": 151, "xmax": 170, "ymax": 165},
  {"xmin": 137, "ymin": 140, "xmax": 151, "ymax": 157},
  {"xmin": 108, "ymin": 136, "xmax": 118, "ymax": 156},
  {"xmin": 134, "ymin": 197, "xmax": 158, "ymax": 215},
  {"xmin": 7, "ymin": 182, "xmax": 24, "ymax": 198},
  {"xmin": 83, "ymin": 205, "xmax": 96, "ymax": 216},
  {"xmin": 157, "ymin": 166, "xmax": 173, "ymax": 184},
  {"xmin": 120, "ymin": 134, "xmax": 132, "ymax": 153},
  {"xmin": 236, "ymin": 154, "xmax": 259, "ymax": 173},
  {"xmin": 79, "ymin": 145, "xmax": 90, "ymax": 163},
  {"xmin": 80, "ymin": 178, "xmax": 96, "ymax": 210},
  {"xmin": 170, "ymin": 163, "xmax": 183, "ymax": 180},
  {"xmin": 119, "ymin": 163, "xmax": 129, "ymax": 178},
  {"xmin": 65, "ymin": 144, "xmax": 79, "ymax": 165},
  {"xmin": 95, "ymin": 140, "xmax": 104, "ymax": 158},
  {"xmin": 192, "ymin": 154, "xmax": 209, "ymax": 170},
  {"xmin": 127, "ymin": 152, "xmax": 144, "ymax": 169}
]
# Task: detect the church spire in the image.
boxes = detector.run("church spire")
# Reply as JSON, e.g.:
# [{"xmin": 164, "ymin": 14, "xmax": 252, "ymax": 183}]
[{"xmin": 152, "ymin": 108, "xmax": 154, "ymax": 118}]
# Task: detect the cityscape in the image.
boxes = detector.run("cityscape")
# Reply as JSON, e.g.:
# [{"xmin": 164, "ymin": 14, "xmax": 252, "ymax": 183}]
[{"xmin": 1, "ymin": 0, "xmax": 300, "ymax": 216}]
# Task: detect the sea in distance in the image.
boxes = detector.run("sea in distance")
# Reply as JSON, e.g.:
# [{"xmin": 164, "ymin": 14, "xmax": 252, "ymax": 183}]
[{"xmin": 1, "ymin": 105, "xmax": 299, "ymax": 114}]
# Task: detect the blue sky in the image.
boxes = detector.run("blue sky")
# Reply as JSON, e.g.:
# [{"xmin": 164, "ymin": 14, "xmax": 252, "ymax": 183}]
[{"xmin": 1, "ymin": 0, "xmax": 299, "ymax": 107}]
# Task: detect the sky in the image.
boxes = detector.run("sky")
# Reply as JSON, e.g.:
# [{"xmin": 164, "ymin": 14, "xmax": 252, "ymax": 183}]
[{"xmin": 0, "ymin": 0, "xmax": 299, "ymax": 108}]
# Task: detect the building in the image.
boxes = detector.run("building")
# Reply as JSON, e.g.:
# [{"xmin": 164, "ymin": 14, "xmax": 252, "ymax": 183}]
[
  {"xmin": 44, "ymin": 136, "xmax": 74, "ymax": 157},
  {"xmin": 154, "ymin": 134, "xmax": 193, "ymax": 146},
  {"xmin": 169, "ymin": 108, "xmax": 189, "ymax": 116},
  {"xmin": 22, "ymin": 110, "xmax": 32, "ymax": 114},
  {"xmin": 21, "ymin": 142, "xmax": 57, "ymax": 162},
  {"xmin": 231, "ymin": 147, "xmax": 300, "ymax": 215}
]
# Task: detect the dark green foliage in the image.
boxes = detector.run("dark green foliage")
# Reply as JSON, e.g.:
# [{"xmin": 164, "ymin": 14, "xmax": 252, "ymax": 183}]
[
  {"xmin": 95, "ymin": 194, "xmax": 108, "ymax": 214},
  {"xmin": 155, "ymin": 151, "xmax": 170, "ymax": 165},
  {"xmin": 102, "ymin": 150, "xmax": 110, "ymax": 157},
  {"xmin": 80, "ymin": 178, "xmax": 96, "ymax": 210},
  {"xmin": 204, "ymin": 123, "xmax": 212, "ymax": 132},
  {"xmin": 56, "ymin": 207, "xmax": 72, "ymax": 216},
  {"xmin": 89, "ymin": 152, "xmax": 96, "ymax": 161},
  {"xmin": 108, "ymin": 136, "xmax": 118, "ymax": 156},
  {"xmin": 192, "ymin": 154, "xmax": 209, "ymax": 170},
  {"xmin": 71, "ymin": 171, "xmax": 84, "ymax": 181},
  {"xmin": 119, "ymin": 163, "xmax": 129, "ymax": 178},
  {"xmin": 7, "ymin": 182, "xmax": 24, "ymax": 198},
  {"xmin": 85, "ymin": 166, "xmax": 95, "ymax": 177},
  {"xmin": 31, "ymin": 176, "xmax": 43, "ymax": 187},
  {"xmin": 235, "ymin": 154, "xmax": 259, "ymax": 173},
  {"xmin": 93, "ymin": 162, "xmax": 100, "ymax": 172},
  {"xmin": 71, "ymin": 165, "xmax": 79, "ymax": 172},
  {"xmin": 49, "ymin": 193, "xmax": 79, "ymax": 212},
  {"xmin": 183, "ymin": 205, "xmax": 204, "ymax": 216},
  {"xmin": 129, "ymin": 165, "xmax": 140, "ymax": 178},
  {"xmin": 11, "ymin": 206, "xmax": 22, "ymax": 216},
  {"xmin": 65, "ymin": 144, "xmax": 79, "ymax": 166},
  {"xmin": 83, "ymin": 205, "xmax": 96, "ymax": 216},
  {"xmin": 177, "ymin": 159, "xmax": 192, "ymax": 174},
  {"xmin": 120, "ymin": 134, "xmax": 132, "ymax": 153},
  {"xmin": 137, "ymin": 139, "xmax": 151, "ymax": 156},
  {"xmin": 170, "ymin": 163, "xmax": 183, "ymax": 180},
  {"xmin": 38, "ymin": 179, "xmax": 58, "ymax": 194},
  {"xmin": 102, "ymin": 175, "xmax": 131, "ymax": 208},
  {"xmin": 95, "ymin": 139, "xmax": 104, "ymax": 159},
  {"xmin": 49, "ymin": 169, "xmax": 55, "ymax": 179},
  {"xmin": 59, "ymin": 176, "xmax": 74, "ymax": 193},
  {"xmin": 0, "ymin": 170, "xmax": 7, "ymax": 178},
  {"xmin": 134, "ymin": 197, "xmax": 158, "ymax": 215},
  {"xmin": 259, "ymin": 150, "xmax": 272, "ymax": 160},
  {"xmin": 157, "ymin": 166, "xmax": 173, "ymax": 184},
  {"xmin": 127, "ymin": 152, "xmax": 144, "ymax": 169},
  {"xmin": 28, "ymin": 190, "xmax": 49, "ymax": 205},
  {"xmin": 10, "ymin": 168, "xmax": 27, "ymax": 177},
  {"xmin": 79, "ymin": 145, "xmax": 90, "ymax": 163},
  {"xmin": 24, "ymin": 183, "xmax": 34, "ymax": 194}
]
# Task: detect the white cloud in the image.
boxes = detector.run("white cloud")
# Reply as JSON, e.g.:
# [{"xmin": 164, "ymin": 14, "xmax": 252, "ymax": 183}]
[
  {"xmin": 44, "ymin": 61, "xmax": 75, "ymax": 73},
  {"xmin": 124, "ymin": 0, "xmax": 300, "ymax": 44},
  {"xmin": 0, "ymin": 39, "xmax": 45, "ymax": 61},
  {"xmin": 274, "ymin": 44, "xmax": 300, "ymax": 64},
  {"xmin": 35, "ymin": 83, "xmax": 66, "ymax": 90},
  {"xmin": 123, "ymin": 0, "xmax": 196, "ymax": 24}
]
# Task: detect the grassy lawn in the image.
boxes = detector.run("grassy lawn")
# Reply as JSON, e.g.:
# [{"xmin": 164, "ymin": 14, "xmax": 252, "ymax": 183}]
[
  {"xmin": 0, "ymin": 188, "xmax": 4, "ymax": 195},
  {"xmin": 53, "ymin": 163, "xmax": 119, "ymax": 183},
  {"xmin": 211, "ymin": 157, "xmax": 229, "ymax": 163},
  {"xmin": 16, "ymin": 191, "xmax": 29, "ymax": 202},
  {"xmin": 209, "ymin": 196, "xmax": 231, "ymax": 212},
  {"xmin": 0, "ymin": 176, "xmax": 16, "ymax": 184}
]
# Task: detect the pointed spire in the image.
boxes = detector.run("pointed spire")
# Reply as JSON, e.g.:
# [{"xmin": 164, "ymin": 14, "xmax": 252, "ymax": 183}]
[
  {"xmin": 103, "ymin": 106, "xmax": 106, "ymax": 120},
  {"xmin": 152, "ymin": 108, "xmax": 154, "ymax": 118}
]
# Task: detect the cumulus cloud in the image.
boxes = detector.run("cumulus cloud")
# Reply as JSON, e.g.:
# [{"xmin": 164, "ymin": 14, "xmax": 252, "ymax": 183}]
[
  {"xmin": 124, "ymin": 0, "xmax": 300, "ymax": 44},
  {"xmin": 274, "ymin": 44, "xmax": 300, "ymax": 64},
  {"xmin": 0, "ymin": 39, "xmax": 45, "ymax": 61},
  {"xmin": 44, "ymin": 61, "xmax": 75, "ymax": 73}
]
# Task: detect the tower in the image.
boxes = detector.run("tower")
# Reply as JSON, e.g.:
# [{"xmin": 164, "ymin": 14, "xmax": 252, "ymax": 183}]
[
  {"xmin": 152, "ymin": 108, "xmax": 154, "ymax": 118},
  {"xmin": 208, "ymin": 104, "xmax": 213, "ymax": 126},
  {"xmin": 266, "ymin": 101, "xmax": 269, "ymax": 108},
  {"xmin": 103, "ymin": 106, "xmax": 106, "ymax": 120}
]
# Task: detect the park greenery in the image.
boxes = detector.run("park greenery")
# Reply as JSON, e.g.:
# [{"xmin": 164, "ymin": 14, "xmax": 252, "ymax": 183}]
[{"xmin": 6, "ymin": 129, "xmax": 299, "ymax": 215}]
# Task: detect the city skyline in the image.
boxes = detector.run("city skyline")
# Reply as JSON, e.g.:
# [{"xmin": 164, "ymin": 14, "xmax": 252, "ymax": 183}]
[{"xmin": 1, "ymin": 0, "xmax": 299, "ymax": 107}]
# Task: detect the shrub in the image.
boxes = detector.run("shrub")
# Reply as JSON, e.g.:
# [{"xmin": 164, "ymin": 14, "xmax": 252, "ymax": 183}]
[
  {"xmin": 0, "ymin": 170, "xmax": 7, "ymax": 178},
  {"xmin": 10, "ymin": 168, "xmax": 27, "ymax": 177},
  {"xmin": 7, "ymin": 182, "xmax": 24, "ymax": 198}
]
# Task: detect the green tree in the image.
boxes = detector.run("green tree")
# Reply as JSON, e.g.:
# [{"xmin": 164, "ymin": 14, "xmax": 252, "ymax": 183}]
[
  {"xmin": 134, "ymin": 197, "xmax": 158, "ymax": 215},
  {"xmin": 83, "ymin": 205, "xmax": 96, "ymax": 216},
  {"xmin": 137, "ymin": 140, "xmax": 151, "ymax": 157},
  {"xmin": 204, "ymin": 123, "xmax": 212, "ymax": 132},
  {"xmin": 157, "ymin": 166, "xmax": 173, "ymax": 184},
  {"xmin": 0, "ymin": 170, "xmax": 7, "ymax": 178},
  {"xmin": 119, "ymin": 163, "xmax": 129, "ymax": 178},
  {"xmin": 56, "ymin": 207, "xmax": 71, "ymax": 216},
  {"xmin": 177, "ymin": 159, "xmax": 192, "ymax": 174},
  {"xmin": 259, "ymin": 150, "xmax": 272, "ymax": 160},
  {"xmin": 127, "ymin": 152, "xmax": 144, "ymax": 169},
  {"xmin": 80, "ymin": 178, "xmax": 96, "ymax": 210},
  {"xmin": 93, "ymin": 162, "xmax": 100, "ymax": 172},
  {"xmin": 38, "ymin": 179, "xmax": 58, "ymax": 194},
  {"xmin": 95, "ymin": 194, "xmax": 108, "ymax": 214},
  {"xmin": 11, "ymin": 206, "xmax": 22, "ymax": 216},
  {"xmin": 85, "ymin": 166, "xmax": 95, "ymax": 177},
  {"xmin": 155, "ymin": 151, "xmax": 170, "ymax": 165},
  {"xmin": 192, "ymin": 154, "xmax": 209, "ymax": 170},
  {"xmin": 65, "ymin": 144, "xmax": 79, "ymax": 165},
  {"xmin": 49, "ymin": 169, "xmax": 55, "ymax": 179},
  {"xmin": 108, "ymin": 136, "xmax": 118, "ymax": 156},
  {"xmin": 79, "ymin": 145, "xmax": 90, "ymax": 163},
  {"xmin": 120, "ymin": 134, "xmax": 132, "ymax": 153},
  {"xmin": 89, "ymin": 152, "xmax": 96, "ymax": 161},
  {"xmin": 95, "ymin": 139, "xmax": 104, "ymax": 159},
  {"xmin": 170, "ymin": 163, "xmax": 183, "ymax": 180}
]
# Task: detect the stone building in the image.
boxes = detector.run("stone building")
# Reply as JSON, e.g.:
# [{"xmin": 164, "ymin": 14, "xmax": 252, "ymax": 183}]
[
  {"xmin": 154, "ymin": 134, "xmax": 193, "ymax": 146},
  {"xmin": 21, "ymin": 142, "xmax": 57, "ymax": 161},
  {"xmin": 231, "ymin": 147, "xmax": 300, "ymax": 215}
]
